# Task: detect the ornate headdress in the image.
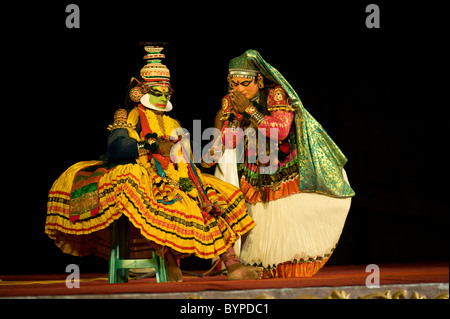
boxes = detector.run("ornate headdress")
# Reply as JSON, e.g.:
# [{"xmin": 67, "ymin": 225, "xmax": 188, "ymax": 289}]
[
  {"xmin": 128, "ymin": 45, "xmax": 173, "ymax": 111},
  {"xmin": 140, "ymin": 46, "xmax": 170, "ymax": 83},
  {"xmin": 228, "ymin": 52, "xmax": 260, "ymax": 79}
]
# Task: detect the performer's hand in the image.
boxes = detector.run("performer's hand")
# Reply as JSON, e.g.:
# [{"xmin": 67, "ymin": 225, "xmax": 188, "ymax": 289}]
[
  {"xmin": 229, "ymin": 89, "xmax": 250, "ymax": 114},
  {"xmin": 159, "ymin": 141, "xmax": 175, "ymax": 157}
]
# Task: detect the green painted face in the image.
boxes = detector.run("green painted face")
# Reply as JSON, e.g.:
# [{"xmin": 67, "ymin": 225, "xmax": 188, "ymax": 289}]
[{"xmin": 148, "ymin": 86, "xmax": 171, "ymax": 109}]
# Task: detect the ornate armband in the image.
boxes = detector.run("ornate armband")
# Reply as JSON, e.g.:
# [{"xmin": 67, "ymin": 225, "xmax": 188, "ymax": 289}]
[
  {"xmin": 107, "ymin": 109, "xmax": 135, "ymax": 131},
  {"xmin": 219, "ymin": 96, "xmax": 232, "ymax": 121},
  {"xmin": 267, "ymin": 86, "xmax": 294, "ymax": 112}
]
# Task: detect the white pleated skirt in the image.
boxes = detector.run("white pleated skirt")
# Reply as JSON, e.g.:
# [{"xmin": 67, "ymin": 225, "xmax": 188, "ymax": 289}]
[
  {"xmin": 239, "ymin": 170, "xmax": 352, "ymax": 269},
  {"xmin": 214, "ymin": 148, "xmax": 242, "ymax": 256},
  {"xmin": 214, "ymin": 148, "xmax": 240, "ymax": 188}
]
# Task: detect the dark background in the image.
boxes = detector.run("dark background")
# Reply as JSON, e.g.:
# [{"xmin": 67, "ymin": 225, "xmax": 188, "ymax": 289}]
[{"xmin": 2, "ymin": 1, "xmax": 446, "ymax": 274}]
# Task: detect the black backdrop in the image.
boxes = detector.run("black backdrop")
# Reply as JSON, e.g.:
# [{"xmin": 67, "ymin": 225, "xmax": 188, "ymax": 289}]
[{"xmin": 2, "ymin": 1, "xmax": 446, "ymax": 274}]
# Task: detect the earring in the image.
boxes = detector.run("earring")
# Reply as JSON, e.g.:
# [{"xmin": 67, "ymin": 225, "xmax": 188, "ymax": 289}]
[
  {"xmin": 129, "ymin": 86, "xmax": 144, "ymax": 102},
  {"xmin": 257, "ymin": 75, "xmax": 264, "ymax": 89}
]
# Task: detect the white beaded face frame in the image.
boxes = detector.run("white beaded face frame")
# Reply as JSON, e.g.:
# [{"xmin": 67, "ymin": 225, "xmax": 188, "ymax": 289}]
[
  {"xmin": 227, "ymin": 72, "xmax": 264, "ymax": 92},
  {"xmin": 229, "ymin": 68, "xmax": 259, "ymax": 79}
]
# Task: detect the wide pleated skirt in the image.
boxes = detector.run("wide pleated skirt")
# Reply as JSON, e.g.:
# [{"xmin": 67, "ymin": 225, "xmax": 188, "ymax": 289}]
[
  {"xmin": 45, "ymin": 160, "xmax": 255, "ymax": 260},
  {"xmin": 239, "ymin": 170, "xmax": 352, "ymax": 278}
]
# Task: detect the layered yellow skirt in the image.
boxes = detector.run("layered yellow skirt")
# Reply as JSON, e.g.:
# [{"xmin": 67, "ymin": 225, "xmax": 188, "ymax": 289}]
[{"xmin": 45, "ymin": 160, "xmax": 255, "ymax": 260}]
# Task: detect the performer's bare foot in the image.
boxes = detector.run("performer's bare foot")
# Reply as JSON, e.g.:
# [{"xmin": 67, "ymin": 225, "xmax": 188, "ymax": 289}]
[
  {"xmin": 166, "ymin": 265, "xmax": 183, "ymax": 282},
  {"xmin": 227, "ymin": 263, "xmax": 264, "ymax": 280},
  {"xmin": 166, "ymin": 252, "xmax": 183, "ymax": 282}
]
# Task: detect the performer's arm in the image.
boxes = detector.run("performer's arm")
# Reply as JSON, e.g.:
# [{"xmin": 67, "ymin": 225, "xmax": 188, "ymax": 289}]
[
  {"xmin": 243, "ymin": 87, "xmax": 294, "ymax": 141},
  {"xmin": 106, "ymin": 109, "xmax": 158, "ymax": 160},
  {"xmin": 214, "ymin": 108, "xmax": 225, "ymax": 131},
  {"xmin": 107, "ymin": 128, "xmax": 139, "ymax": 160},
  {"xmin": 220, "ymin": 95, "xmax": 245, "ymax": 149},
  {"xmin": 255, "ymin": 109, "xmax": 294, "ymax": 141}
]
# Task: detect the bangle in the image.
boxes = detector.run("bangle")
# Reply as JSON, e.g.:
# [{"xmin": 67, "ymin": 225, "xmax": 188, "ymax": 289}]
[
  {"xmin": 250, "ymin": 111, "xmax": 265, "ymax": 126},
  {"xmin": 244, "ymin": 105, "xmax": 265, "ymax": 126},
  {"xmin": 137, "ymin": 141, "xmax": 149, "ymax": 157}
]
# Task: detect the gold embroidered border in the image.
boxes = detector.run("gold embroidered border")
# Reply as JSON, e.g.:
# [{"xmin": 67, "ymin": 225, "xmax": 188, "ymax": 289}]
[
  {"xmin": 185, "ymin": 290, "xmax": 449, "ymax": 300},
  {"xmin": 267, "ymin": 105, "xmax": 295, "ymax": 112}
]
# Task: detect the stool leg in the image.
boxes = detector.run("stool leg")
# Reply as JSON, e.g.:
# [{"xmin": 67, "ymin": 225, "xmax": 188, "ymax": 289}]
[
  {"xmin": 117, "ymin": 269, "xmax": 129, "ymax": 283},
  {"xmin": 117, "ymin": 216, "xmax": 130, "ymax": 283},
  {"xmin": 157, "ymin": 254, "xmax": 168, "ymax": 283},
  {"xmin": 108, "ymin": 221, "xmax": 119, "ymax": 284}
]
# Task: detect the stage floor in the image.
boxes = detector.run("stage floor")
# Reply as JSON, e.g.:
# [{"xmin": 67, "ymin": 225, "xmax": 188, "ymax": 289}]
[{"xmin": 1, "ymin": 262, "xmax": 448, "ymax": 299}]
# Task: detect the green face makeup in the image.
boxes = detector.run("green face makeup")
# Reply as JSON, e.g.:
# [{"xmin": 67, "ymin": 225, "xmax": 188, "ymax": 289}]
[{"xmin": 148, "ymin": 86, "xmax": 171, "ymax": 109}]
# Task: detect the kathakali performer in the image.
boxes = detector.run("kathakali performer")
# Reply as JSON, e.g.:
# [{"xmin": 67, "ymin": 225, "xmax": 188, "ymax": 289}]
[
  {"xmin": 45, "ymin": 46, "xmax": 263, "ymax": 282},
  {"xmin": 208, "ymin": 50, "xmax": 355, "ymax": 278}
]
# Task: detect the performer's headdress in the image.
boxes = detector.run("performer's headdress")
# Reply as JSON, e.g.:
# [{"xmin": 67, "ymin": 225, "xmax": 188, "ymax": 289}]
[
  {"xmin": 140, "ymin": 46, "xmax": 171, "ymax": 84},
  {"xmin": 228, "ymin": 52, "xmax": 260, "ymax": 79},
  {"xmin": 228, "ymin": 49, "xmax": 355, "ymax": 198},
  {"xmin": 128, "ymin": 45, "xmax": 173, "ymax": 112}
]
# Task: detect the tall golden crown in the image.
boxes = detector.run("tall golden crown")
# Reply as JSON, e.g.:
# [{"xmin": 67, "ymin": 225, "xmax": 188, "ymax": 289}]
[{"xmin": 140, "ymin": 46, "xmax": 170, "ymax": 83}]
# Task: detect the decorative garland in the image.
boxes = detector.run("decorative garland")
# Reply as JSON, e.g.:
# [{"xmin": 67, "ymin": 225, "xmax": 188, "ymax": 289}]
[
  {"xmin": 142, "ymin": 107, "xmax": 177, "ymax": 139},
  {"xmin": 141, "ymin": 107, "xmax": 198, "ymax": 198}
]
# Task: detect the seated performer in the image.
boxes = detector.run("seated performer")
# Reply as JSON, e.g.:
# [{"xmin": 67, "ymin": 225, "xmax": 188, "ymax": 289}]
[
  {"xmin": 208, "ymin": 50, "xmax": 355, "ymax": 278},
  {"xmin": 45, "ymin": 46, "xmax": 263, "ymax": 282}
]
